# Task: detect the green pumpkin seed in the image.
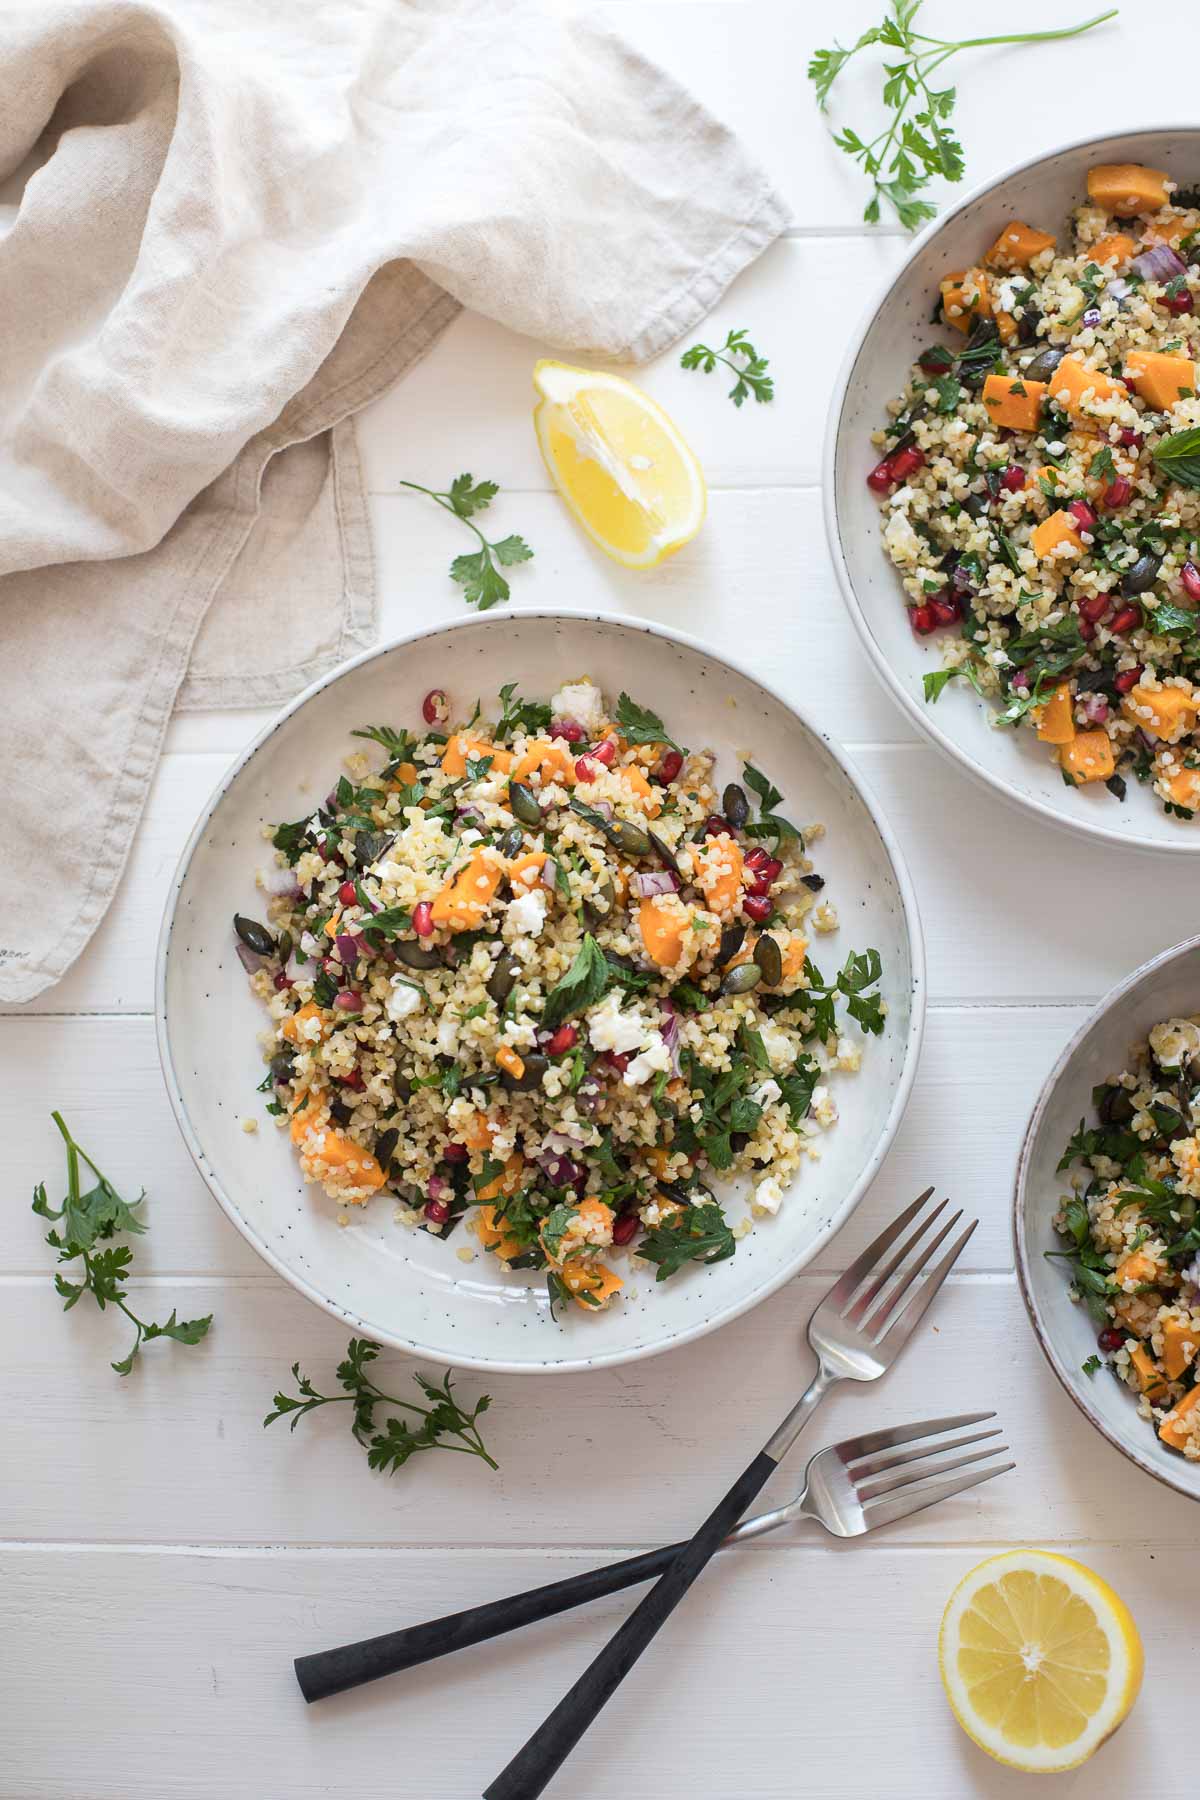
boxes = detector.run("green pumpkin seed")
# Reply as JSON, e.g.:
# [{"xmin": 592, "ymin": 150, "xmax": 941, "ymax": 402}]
[
  {"xmin": 753, "ymin": 935, "xmax": 783, "ymax": 988},
  {"xmin": 509, "ymin": 782, "xmax": 543, "ymax": 826},
  {"xmin": 275, "ymin": 929, "xmax": 293, "ymax": 967},
  {"xmin": 393, "ymin": 1069, "xmax": 413, "ymax": 1102},
  {"xmin": 374, "ymin": 1127, "xmax": 399, "ymax": 1174},
  {"xmin": 487, "ymin": 953, "xmax": 520, "ymax": 1004},
  {"xmin": 395, "ymin": 939, "xmax": 441, "ymax": 970},
  {"xmin": 583, "ymin": 877, "xmax": 615, "ymax": 927},
  {"xmin": 614, "ymin": 819, "xmax": 651, "ymax": 857},
  {"xmin": 233, "ymin": 914, "xmax": 276, "ymax": 957},
  {"xmin": 497, "ymin": 826, "xmax": 525, "ymax": 860},
  {"xmin": 717, "ymin": 922, "xmax": 746, "ymax": 967},
  {"xmin": 268, "ymin": 1051, "xmax": 296, "ymax": 1084},
  {"xmin": 722, "ymin": 783, "xmax": 749, "ymax": 829},
  {"xmin": 501, "ymin": 1052, "xmax": 548, "ymax": 1092},
  {"xmin": 720, "ymin": 962, "xmax": 762, "ymax": 997},
  {"xmin": 647, "ymin": 830, "xmax": 681, "ymax": 877}
]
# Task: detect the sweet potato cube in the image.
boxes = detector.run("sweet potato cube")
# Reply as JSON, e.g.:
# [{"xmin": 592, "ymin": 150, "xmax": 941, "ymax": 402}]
[
  {"xmin": 1130, "ymin": 1344, "xmax": 1169, "ymax": 1399},
  {"xmin": 1035, "ymin": 682, "xmax": 1076, "ymax": 746},
  {"xmin": 1061, "ymin": 729, "xmax": 1115, "ymax": 784},
  {"xmin": 1159, "ymin": 1383, "xmax": 1200, "ymax": 1449},
  {"xmin": 474, "ymin": 1203, "xmax": 525, "ymax": 1263},
  {"xmin": 430, "ymin": 847, "xmax": 504, "ymax": 931},
  {"xmin": 1120, "ymin": 683, "xmax": 1199, "ymax": 743},
  {"xmin": 477, "ymin": 1153, "xmax": 525, "ymax": 1204},
  {"xmin": 1047, "ymin": 355, "xmax": 1127, "ymax": 421},
  {"xmin": 1089, "ymin": 232, "xmax": 1136, "ymax": 268},
  {"xmin": 639, "ymin": 895, "xmax": 689, "ymax": 968},
  {"xmin": 982, "ymin": 372, "xmax": 1047, "ymax": 432},
  {"xmin": 1162, "ymin": 1317, "xmax": 1199, "ymax": 1381},
  {"xmin": 440, "ymin": 733, "xmax": 512, "ymax": 778},
  {"xmin": 940, "ymin": 268, "xmax": 991, "ymax": 334},
  {"xmin": 1087, "ymin": 163, "xmax": 1170, "ymax": 216},
  {"xmin": 985, "ymin": 221, "xmax": 1056, "ymax": 270},
  {"xmin": 1166, "ymin": 767, "xmax": 1200, "ymax": 810},
  {"xmin": 1031, "ymin": 510, "xmax": 1083, "ymax": 559},
  {"xmin": 1115, "ymin": 1247, "xmax": 1159, "ymax": 1290},
  {"xmin": 1124, "ymin": 349, "xmax": 1197, "ymax": 412},
  {"xmin": 560, "ymin": 1256, "xmax": 624, "ymax": 1312}
]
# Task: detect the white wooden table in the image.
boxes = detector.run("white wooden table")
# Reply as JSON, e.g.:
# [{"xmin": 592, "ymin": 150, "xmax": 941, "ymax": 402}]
[{"xmin": 5, "ymin": 6, "xmax": 1195, "ymax": 1796}]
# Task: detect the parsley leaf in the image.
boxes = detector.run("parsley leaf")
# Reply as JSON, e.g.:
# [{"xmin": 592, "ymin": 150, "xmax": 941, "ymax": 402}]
[
  {"xmin": 923, "ymin": 667, "xmax": 959, "ymax": 703},
  {"xmin": 639, "ymin": 1200, "xmax": 736, "ymax": 1279},
  {"xmin": 680, "ymin": 327, "xmax": 774, "ymax": 406},
  {"xmin": 1152, "ymin": 426, "xmax": 1200, "ymax": 488},
  {"xmin": 541, "ymin": 933, "xmax": 611, "ymax": 1031},
  {"xmin": 743, "ymin": 761, "xmax": 800, "ymax": 847},
  {"xmin": 495, "ymin": 681, "xmax": 552, "ymax": 741},
  {"xmin": 1149, "ymin": 602, "xmax": 1199, "ymax": 637},
  {"xmin": 400, "ymin": 473, "xmax": 534, "ymax": 610},
  {"xmin": 615, "ymin": 692, "xmax": 680, "ymax": 751},
  {"xmin": 350, "ymin": 724, "xmax": 415, "ymax": 769}
]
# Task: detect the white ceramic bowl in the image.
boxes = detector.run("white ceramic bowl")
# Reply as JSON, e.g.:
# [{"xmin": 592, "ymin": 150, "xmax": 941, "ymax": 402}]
[
  {"xmin": 1015, "ymin": 932, "xmax": 1200, "ymax": 1502},
  {"xmin": 825, "ymin": 125, "xmax": 1200, "ymax": 856},
  {"xmin": 157, "ymin": 610, "xmax": 924, "ymax": 1374}
]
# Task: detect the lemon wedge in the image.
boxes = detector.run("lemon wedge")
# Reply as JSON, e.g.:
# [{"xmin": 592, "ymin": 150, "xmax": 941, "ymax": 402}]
[
  {"xmin": 532, "ymin": 360, "xmax": 706, "ymax": 569},
  {"xmin": 939, "ymin": 1550, "xmax": 1143, "ymax": 1772}
]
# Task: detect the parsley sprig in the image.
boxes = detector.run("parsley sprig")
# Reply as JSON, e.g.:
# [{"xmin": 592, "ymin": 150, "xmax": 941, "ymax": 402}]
[
  {"xmin": 809, "ymin": 2, "xmax": 1118, "ymax": 228},
  {"xmin": 802, "ymin": 949, "xmax": 886, "ymax": 1039},
  {"xmin": 640, "ymin": 1200, "xmax": 736, "ymax": 1278},
  {"xmin": 33, "ymin": 1112, "xmax": 213, "ymax": 1376},
  {"xmin": 680, "ymin": 328, "xmax": 774, "ymax": 406},
  {"xmin": 400, "ymin": 473, "xmax": 533, "ymax": 610},
  {"xmin": 743, "ymin": 762, "xmax": 800, "ymax": 847},
  {"xmin": 1152, "ymin": 427, "xmax": 1200, "ymax": 490},
  {"xmin": 264, "ymin": 1338, "xmax": 497, "ymax": 1475}
]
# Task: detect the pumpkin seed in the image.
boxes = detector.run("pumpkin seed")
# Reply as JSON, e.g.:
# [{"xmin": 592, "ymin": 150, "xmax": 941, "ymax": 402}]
[
  {"xmin": 497, "ymin": 825, "xmax": 525, "ymax": 860},
  {"xmin": 1122, "ymin": 552, "xmax": 1160, "ymax": 596},
  {"xmin": 486, "ymin": 953, "xmax": 520, "ymax": 1004},
  {"xmin": 501, "ymin": 1052, "xmax": 548, "ymax": 1092},
  {"xmin": 374, "ymin": 1127, "xmax": 399, "ymax": 1174},
  {"xmin": 583, "ymin": 877, "xmax": 615, "ymax": 927},
  {"xmin": 753, "ymin": 935, "xmax": 783, "ymax": 987},
  {"xmin": 275, "ymin": 929, "xmax": 293, "ymax": 967},
  {"xmin": 329, "ymin": 1094, "xmax": 354, "ymax": 1127},
  {"xmin": 717, "ymin": 922, "xmax": 746, "ymax": 967},
  {"xmin": 395, "ymin": 939, "xmax": 441, "ymax": 970},
  {"xmin": 720, "ymin": 962, "xmax": 762, "ymax": 997},
  {"xmin": 1024, "ymin": 346, "xmax": 1064, "ymax": 382},
  {"xmin": 393, "ymin": 1070, "xmax": 413, "ymax": 1102},
  {"xmin": 722, "ymin": 783, "xmax": 749, "ymax": 828},
  {"xmin": 233, "ymin": 914, "xmax": 275, "ymax": 957},
  {"xmin": 269, "ymin": 1051, "xmax": 296, "ymax": 1084},
  {"xmin": 614, "ymin": 819, "xmax": 651, "ymax": 857},
  {"xmin": 647, "ymin": 830, "xmax": 681, "ymax": 877},
  {"xmin": 509, "ymin": 782, "xmax": 543, "ymax": 826}
]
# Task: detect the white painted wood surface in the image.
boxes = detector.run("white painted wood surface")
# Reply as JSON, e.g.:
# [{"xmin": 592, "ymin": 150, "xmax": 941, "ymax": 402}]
[{"xmin": 4, "ymin": 4, "xmax": 1193, "ymax": 1795}]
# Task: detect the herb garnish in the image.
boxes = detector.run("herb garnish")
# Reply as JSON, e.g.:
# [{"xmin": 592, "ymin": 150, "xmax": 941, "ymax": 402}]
[
  {"xmin": 1151, "ymin": 427, "xmax": 1200, "ymax": 489},
  {"xmin": 639, "ymin": 1200, "xmax": 736, "ymax": 1278},
  {"xmin": 802, "ymin": 949, "xmax": 886, "ymax": 1038},
  {"xmin": 265, "ymin": 1338, "xmax": 496, "ymax": 1475},
  {"xmin": 680, "ymin": 327, "xmax": 774, "ymax": 406},
  {"xmin": 809, "ymin": 2, "xmax": 1117, "ymax": 228},
  {"xmin": 496, "ymin": 681, "xmax": 552, "ymax": 741},
  {"xmin": 742, "ymin": 762, "xmax": 800, "ymax": 847},
  {"xmin": 33, "ymin": 1112, "xmax": 213, "ymax": 1376},
  {"xmin": 541, "ymin": 932, "xmax": 611, "ymax": 1031},
  {"xmin": 616, "ymin": 691, "xmax": 681, "ymax": 751},
  {"xmin": 399, "ymin": 473, "xmax": 534, "ymax": 610}
]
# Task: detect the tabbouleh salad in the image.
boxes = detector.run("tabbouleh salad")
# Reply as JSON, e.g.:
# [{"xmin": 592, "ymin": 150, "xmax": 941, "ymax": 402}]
[
  {"xmin": 870, "ymin": 160, "xmax": 1200, "ymax": 818},
  {"xmin": 1053, "ymin": 1013, "xmax": 1200, "ymax": 1458},
  {"xmin": 233, "ymin": 678, "xmax": 884, "ymax": 1317}
]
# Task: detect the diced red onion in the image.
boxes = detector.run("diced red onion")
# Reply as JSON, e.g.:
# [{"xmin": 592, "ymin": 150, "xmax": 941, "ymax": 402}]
[
  {"xmin": 1081, "ymin": 693, "xmax": 1109, "ymax": 725},
  {"xmin": 535, "ymin": 1139, "xmax": 587, "ymax": 1189},
  {"xmin": 335, "ymin": 932, "xmax": 365, "ymax": 966},
  {"xmin": 427, "ymin": 1173, "xmax": 449, "ymax": 1201},
  {"xmin": 659, "ymin": 1004, "xmax": 682, "ymax": 1075},
  {"xmin": 631, "ymin": 869, "xmax": 680, "ymax": 897},
  {"xmin": 264, "ymin": 867, "xmax": 301, "ymax": 898},
  {"xmin": 235, "ymin": 942, "xmax": 265, "ymax": 975},
  {"xmin": 1137, "ymin": 728, "xmax": 1157, "ymax": 754},
  {"xmin": 1132, "ymin": 243, "xmax": 1186, "ymax": 284},
  {"xmin": 456, "ymin": 805, "xmax": 485, "ymax": 829},
  {"xmin": 539, "ymin": 858, "xmax": 559, "ymax": 890},
  {"xmin": 576, "ymin": 1077, "xmax": 603, "ymax": 1115},
  {"xmin": 324, "ymin": 788, "xmax": 341, "ymax": 812},
  {"xmin": 592, "ymin": 800, "xmax": 614, "ymax": 821}
]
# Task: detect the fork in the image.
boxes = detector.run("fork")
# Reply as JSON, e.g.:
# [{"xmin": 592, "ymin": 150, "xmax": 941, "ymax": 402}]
[
  {"xmin": 484, "ymin": 1186, "xmax": 976, "ymax": 1800},
  {"xmin": 295, "ymin": 1413, "xmax": 1010, "ymax": 1703}
]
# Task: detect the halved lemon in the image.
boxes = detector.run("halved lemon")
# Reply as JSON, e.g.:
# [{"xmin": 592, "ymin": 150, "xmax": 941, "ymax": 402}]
[
  {"xmin": 939, "ymin": 1550, "xmax": 1143, "ymax": 1773},
  {"xmin": 532, "ymin": 360, "xmax": 706, "ymax": 569}
]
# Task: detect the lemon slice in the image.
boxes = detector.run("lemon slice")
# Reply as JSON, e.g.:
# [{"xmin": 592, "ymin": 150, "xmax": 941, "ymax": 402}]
[
  {"xmin": 939, "ymin": 1550, "xmax": 1143, "ymax": 1772},
  {"xmin": 532, "ymin": 360, "xmax": 706, "ymax": 569}
]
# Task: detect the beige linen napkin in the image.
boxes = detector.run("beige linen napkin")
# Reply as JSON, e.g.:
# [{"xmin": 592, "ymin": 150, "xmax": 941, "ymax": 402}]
[{"xmin": 0, "ymin": 0, "xmax": 788, "ymax": 1003}]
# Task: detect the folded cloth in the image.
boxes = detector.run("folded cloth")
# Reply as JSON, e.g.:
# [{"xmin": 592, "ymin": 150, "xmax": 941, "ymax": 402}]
[{"xmin": 0, "ymin": 0, "xmax": 788, "ymax": 1003}]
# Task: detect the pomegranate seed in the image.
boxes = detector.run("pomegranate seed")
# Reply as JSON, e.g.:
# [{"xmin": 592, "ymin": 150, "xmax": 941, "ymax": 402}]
[
  {"xmin": 999, "ymin": 465, "xmax": 1025, "ymax": 492},
  {"xmin": 1114, "ymin": 665, "xmax": 1144, "ymax": 693},
  {"xmin": 918, "ymin": 347, "xmax": 954, "ymax": 376},
  {"xmin": 413, "ymin": 901, "xmax": 434, "ymax": 938},
  {"xmin": 888, "ymin": 446, "xmax": 925, "ymax": 482},
  {"xmin": 1080, "ymin": 617, "xmax": 1096, "ymax": 641},
  {"xmin": 703, "ymin": 815, "xmax": 732, "ymax": 839},
  {"xmin": 930, "ymin": 595, "xmax": 961, "ymax": 627},
  {"xmin": 744, "ymin": 846, "xmax": 771, "ymax": 873},
  {"xmin": 1079, "ymin": 591, "xmax": 1111, "ymax": 624},
  {"xmin": 546, "ymin": 1024, "xmax": 578, "ymax": 1056},
  {"xmin": 1011, "ymin": 668, "xmax": 1031, "ymax": 692},
  {"xmin": 574, "ymin": 754, "xmax": 598, "ymax": 781},
  {"xmin": 603, "ymin": 1051, "xmax": 630, "ymax": 1075},
  {"xmin": 1110, "ymin": 606, "xmax": 1142, "ymax": 636},
  {"xmin": 759, "ymin": 856, "xmax": 784, "ymax": 884},
  {"xmin": 421, "ymin": 688, "xmax": 448, "ymax": 725},
  {"xmin": 273, "ymin": 971, "xmax": 293, "ymax": 991},
  {"xmin": 1098, "ymin": 1326, "xmax": 1124, "ymax": 1353},
  {"xmin": 339, "ymin": 1069, "xmax": 365, "ymax": 1090},
  {"xmin": 658, "ymin": 749, "xmax": 684, "ymax": 782},
  {"xmin": 551, "ymin": 718, "xmax": 586, "ymax": 743},
  {"xmin": 1119, "ymin": 428, "xmax": 1143, "ymax": 449},
  {"xmin": 338, "ymin": 879, "xmax": 358, "ymax": 906},
  {"xmin": 1102, "ymin": 477, "xmax": 1133, "ymax": 510},
  {"xmin": 867, "ymin": 458, "xmax": 895, "ymax": 494},
  {"xmin": 1182, "ymin": 562, "xmax": 1200, "ymax": 602},
  {"xmin": 910, "ymin": 604, "xmax": 936, "ymax": 636},
  {"xmin": 590, "ymin": 738, "xmax": 617, "ymax": 767},
  {"xmin": 612, "ymin": 1212, "xmax": 640, "ymax": 1246},
  {"xmin": 442, "ymin": 1143, "xmax": 469, "ymax": 1163},
  {"xmin": 1165, "ymin": 289, "xmax": 1195, "ymax": 314},
  {"xmin": 334, "ymin": 989, "xmax": 363, "ymax": 1011},
  {"xmin": 1068, "ymin": 499, "xmax": 1097, "ymax": 534},
  {"xmin": 743, "ymin": 893, "xmax": 773, "ymax": 923},
  {"xmin": 424, "ymin": 1199, "xmax": 450, "ymax": 1225}
]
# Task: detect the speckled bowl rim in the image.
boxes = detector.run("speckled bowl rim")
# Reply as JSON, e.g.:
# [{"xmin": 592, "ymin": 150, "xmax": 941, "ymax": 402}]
[
  {"xmin": 155, "ymin": 607, "xmax": 926, "ymax": 1375},
  {"xmin": 1013, "ymin": 931, "xmax": 1200, "ymax": 1503},
  {"xmin": 823, "ymin": 122, "xmax": 1200, "ymax": 858}
]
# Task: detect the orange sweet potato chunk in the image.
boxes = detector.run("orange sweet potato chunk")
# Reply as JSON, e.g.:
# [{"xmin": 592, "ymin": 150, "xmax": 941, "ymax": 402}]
[
  {"xmin": 1160, "ymin": 1384, "xmax": 1200, "ymax": 1449},
  {"xmin": 440, "ymin": 733, "xmax": 512, "ymax": 778},
  {"xmin": 1120, "ymin": 683, "xmax": 1198, "ymax": 743},
  {"xmin": 1089, "ymin": 232, "xmax": 1136, "ymax": 268},
  {"xmin": 940, "ymin": 269, "xmax": 991, "ymax": 334},
  {"xmin": 430, "ymin": 847, "xmax": 504, "ymax": 931},
  {"xmin": 1061, "ymin": 729, "xmax": 1115, "ymax": 784},
  {"xmin": 1047, "ymin": 356, "xmax": 1127, "ymax": 420},
  {"xmin": 1087, "ymin": 163, "xmax": 1170, "ymax": 216},
  {"xmin": 1129, "ymin": 1344, "xmax": 1168, "ymax": 1399},
  {"xmin": 985, "ymin": 221, "xmax": 1056, "ymax": 270},
  {"xmin": 1031, "ymin": 510, "xmax": 1083, "ymax": 559},
  {"xmin": 1166, "ymin": 767, "xmax": 1200, "ymax": 810},
  {"xmin": 695, "ymin": 836, "xmax": 744, "ymax": 917},
  {"xmin": 639, "ymin": 895, "xmax": 688, "ymax": 968},
  {"xmin": 1035, "ymin": 683, "xmax": 1075, "ymax": 746},
  {"xmin": 1162, "ymin": 1318, "xmax": 1199, "ymax": 1381},
  {"xmin": 1124, "ymin": 349, "xmax": 1197, "ymax": 412},
  {"xmin": 982, "ymin": 372, "xmax": 1047, "ymax": 432}
]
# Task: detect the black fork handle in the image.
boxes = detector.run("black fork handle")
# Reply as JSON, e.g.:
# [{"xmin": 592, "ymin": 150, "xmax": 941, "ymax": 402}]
[{"xmin": 294, "ymin": 1538, "xmax": 690, "ymax": 1703}]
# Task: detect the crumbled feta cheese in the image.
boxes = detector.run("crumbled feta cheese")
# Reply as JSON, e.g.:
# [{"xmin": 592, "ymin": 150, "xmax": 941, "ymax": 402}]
[
  {"xmin": 812, "ymin": 1085, "xmax": 838, "ymax": 1128},
  {"xmin": 759, "ymin": 1021, "xmax": 795, "ymax": 1073},
  {"xmin": 1149, "ymin": 1018, "xmax": 1200, "ymax": 1072},
  {"xmin": 754, "ymin": 1176, "xmax": 784, "ymax": 1215},
  {"xmin": 588, "ymin": 991, "xmax": 647, "ymax": 1056},
  {"xmin": 835, "ymin": 1035, "xmax": 862, "ymax": 1073},
  {"xmin": 624, "ymin": 1033, "xmax": 672, "ymax": 1087},
  {"xmin": 507, "ymin": 889, "xmax": 547, "ymax": 937},
  {"xmin": 387, "ymin": 978, "xmax": 423, "ymax": 1021},
  {"xmin": 751, "ymin": 1078, "xmax": 782, "ymax": 1107},
  {"xmin": 436, "ymin": 1013, "xmax": 461, "ymax": 1056},
  {"xmin": 550, "ymin": 678, "xmax": 604, "ymax": 733}
]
